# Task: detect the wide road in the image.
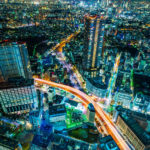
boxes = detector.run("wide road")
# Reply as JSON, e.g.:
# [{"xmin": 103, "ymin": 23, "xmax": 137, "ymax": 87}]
[
  {"xmin": 107, "ymin": 54, "xmax": 121, "ymax": 105},
  {"xmin": 34, "ymin": 78, "xmax": 130, "ymax": 150}
]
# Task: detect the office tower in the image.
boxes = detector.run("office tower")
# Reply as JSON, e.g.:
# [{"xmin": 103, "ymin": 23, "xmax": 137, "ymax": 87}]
[
  {"xmin": 0, "ymin": 42, "xmax": 31, "ymax": 82},
  {"xmin": 0, "ymin": 77, "xmax": 38, "ymax": 114},
  {"xmin": 83, "ymin": 14, "xmax": 105, "ymax": 78},
  {"xmin": 86, "ymin": 103, "xmax": 95, "ymax": 124}
]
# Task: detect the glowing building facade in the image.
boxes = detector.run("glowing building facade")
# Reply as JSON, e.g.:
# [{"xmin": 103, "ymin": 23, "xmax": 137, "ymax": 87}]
[
  {"xmin": 83, "ymin": 15, "xmax": 105, "ymax": 78},
  {"xmin": 0, "ymin": 42, "xmax": 31, "ymax": 82}
]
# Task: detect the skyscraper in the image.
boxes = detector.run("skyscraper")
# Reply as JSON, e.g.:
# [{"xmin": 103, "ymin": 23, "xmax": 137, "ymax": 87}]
[
  {"xmin": 83, "ymin": 14, "xmax": 105, "ymax": 78},
  {"xmin": 0, "ymin": 42, "xmax": 31, "ymax": 82}
]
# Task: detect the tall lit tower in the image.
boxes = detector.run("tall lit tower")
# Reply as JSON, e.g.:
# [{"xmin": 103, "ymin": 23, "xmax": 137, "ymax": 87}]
[
  {"xmin": 0, "ymin": 42, "xmax": 31, "ymax": 82},
  {"xmin": 83, "ymin": 14, "xmax": 105, "ymax": 78}
]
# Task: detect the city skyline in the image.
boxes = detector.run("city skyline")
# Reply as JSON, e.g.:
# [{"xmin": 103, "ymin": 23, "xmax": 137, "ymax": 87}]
[{"xmin": 0, "ymin": 0, "xmax": 149, "ymax": 150}]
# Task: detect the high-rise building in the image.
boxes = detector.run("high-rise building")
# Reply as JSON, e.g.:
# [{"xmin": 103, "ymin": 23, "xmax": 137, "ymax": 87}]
[
  {"xmin": 87, "ymin": 103, "xmax": 95, "ymax": 124},
  {"xmin": 83, "ymin": 14, "xmax": 105, "ymax": 78},
  {"xmin": 0, "ymin": 77, "xmax": 37, "ymax": 114},
  {"xmin": 0, "ymin": 42, "xmax": 31, "ymax": 82},
  {"xmin": 114, "ymin": 106, "xmax": 150, "ymax": 150}
]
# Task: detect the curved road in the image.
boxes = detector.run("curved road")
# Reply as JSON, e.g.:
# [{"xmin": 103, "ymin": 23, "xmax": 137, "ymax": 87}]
[{"xmin": 34, "ymin": 78, "xmax": 130, "ymax": 150}]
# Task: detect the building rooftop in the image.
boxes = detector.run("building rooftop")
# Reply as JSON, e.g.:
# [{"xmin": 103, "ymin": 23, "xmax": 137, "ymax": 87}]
[
  {"xmin": 32, "ymin": 134, "xmax": 51, "ymax": 148},
  {"xmin": 0, "ymin": 135, "xmax": 20, "ymax": 150},
  {"xmin": 0, "ymin": 77, "xmax": 34, "ymax": 89},
  {"xmin": 66, "ymin": 99, "xmax": 79, "ymax": 107},
  {"xmin": 134, "ymin": 73, "xmax": 150, "ymax": 96},
  {"xmin": 0, "ymin": 42, "xmax": 26, "ymax": 47},
  {"xmin": 116, "ymin": 105, "xmax": 150, "ymax": 121},
  {"xmin": 99, "ymin": 135, "xmax": 120, "ymax": 150},
  {"xmin": 87, "ymin": 77, "xmax": 108, "ymax": 89},
  {"xmin": 40, "ymin": 120, "xmax": 53, "ymax": 135},
  {"xmin": 50, "ymin": 133, "xmax": 91, "ymax": 150},
  {"xmin": 53, "ymin": 94, "xmax": 64, "ymax": 104},
  {"xmin": 136, "ymin": 93, "xmax": 150, "ymax": 102},
  {"xmin": 49, "ymin": 104, "xmax": 66, "ymax": 116},
  {"xmin": 0, "ymin": 117, "xmax": 20, "ymax": 127},
  {"xmin": 120, "ymin": 112, "xmax": 150, "ymax": 145},
  {"xmin": 29, "ymin": 110, "xmax": 41, "ymax": 117},
  {"xmin": 88, "ymin": 103, "xmax": 95, "ymax": 112}
]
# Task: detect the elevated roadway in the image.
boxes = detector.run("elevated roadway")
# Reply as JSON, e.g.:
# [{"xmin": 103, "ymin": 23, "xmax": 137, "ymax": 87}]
[{"xmin": 34, "ymin": 78, "xmax": 130, "ymax": 150}]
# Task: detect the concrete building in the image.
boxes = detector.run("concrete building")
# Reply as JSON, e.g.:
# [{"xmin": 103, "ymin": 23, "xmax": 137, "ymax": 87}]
[
  {"xmin": 134, "ymin": 93, "xmax": 150, "ymax": 113},
  {"xmin": 49, "ymin": 133, "xmax": 97, "ymax": 150},
  {"xmin": 86, "ymin": 77, "xmax": 107, "ymax": 98},
  {"xmin": 0, "ymin": 77, "xmax": 37, "ymax": 114},
  {"xmin": 49, "ymin": 104, "xmax": 66, "ymax": 131},
  {"xmin": 98, "ymin": 135, "xmax": 120, "ymax": 150},
  {"xmin": 133, "ymin": 74, "xmax": 150, "ymax": 113},
  {"xmin": 30, "ymin": 134, "xmax": 51, "ymax": 150},
  {"xmin": 40, "ymin": 119, "xmax": 53, "ymax": 136},
  {"xmin": 114, "ymin": 106, "xmax": 150, "ymax": 150},
  {"xmin": 0, "ymin": 117, "xmax": 23, "ymax": 138},
  {"xmin": 0, "ymin": 135, "xmax": 22, "ymax": 150},
  {"xmin": 87, "ymin": 103, "xmax": 95, "ymax": 124},
  {"xmin": 64, "ymin": 98, "xmax": 83, "ymax": 110},
  {"xmin": 29, "ymin": 110, "xmax": 42, "ymax": 129},
  {"xmin": 0, "ymin": 42, "xmax": 31, "ymax": 82},
  {"xmin": 114, "ymin": 91, "xmax": 133, "ymax": 108}
]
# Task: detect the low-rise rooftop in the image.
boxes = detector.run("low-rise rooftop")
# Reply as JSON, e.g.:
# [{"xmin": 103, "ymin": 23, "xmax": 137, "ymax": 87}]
[
  {"xmin": 49, "ymin": 104, "xmax": 66, "ymax": 116},
  {"xmin": 87, "ymin": 77, "xmax": 109, "ymax": 89},
  {"xmin": 0, "ymin": 135, "xmax": 21, "ymax": 150},
  {"xmin": 0, "ymin": 77, "xmax": 34, "ymax": 89},
  {"xmin": 32, "ymin": 134, "xmax": 51, "ymax": 149},
  {"xmin": 50, "ymin": 133, "xmax": 92, "ymax": 150},
  {"xmin": 99, "ymin": 135, "xmax": 120, "ymax": 150},
  {"xmin": 66, "ymin": 99, "xmax": 79, "ymax": 107},
  {"xmin": 29, "ymin": 110, "xmax": 41, "ymax": 117},
  {"xmin": 88, "ymin": 103, "xmax": 95, "ymax": 112}
]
